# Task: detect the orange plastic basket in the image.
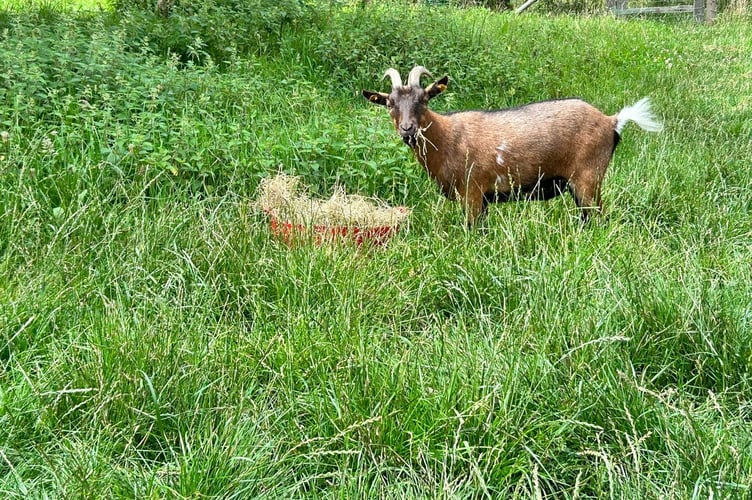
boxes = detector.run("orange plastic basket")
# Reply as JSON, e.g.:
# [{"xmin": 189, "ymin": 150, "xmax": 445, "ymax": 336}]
[{"xmin": 266, "ymin": 207, "xmax": 408, "ymax": 247}]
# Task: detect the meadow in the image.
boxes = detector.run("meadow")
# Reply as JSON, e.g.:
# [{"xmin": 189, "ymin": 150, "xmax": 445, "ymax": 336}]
[{"xmin": 1, "ymin": 0, "xmax": 751, "ymax": 497}]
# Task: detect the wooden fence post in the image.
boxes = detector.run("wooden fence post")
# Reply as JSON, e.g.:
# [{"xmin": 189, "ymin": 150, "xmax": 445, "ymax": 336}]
[
  {"xmin": 606, "ymin": 0, "xmax": 628, "ymax": 9},
  {"xmin": 705, "ymin": 0, "xmax": 717, "ymax": 23},
  {"xmin": 693, "ymin": 0, "xmax": 705, "ymax": 22}
]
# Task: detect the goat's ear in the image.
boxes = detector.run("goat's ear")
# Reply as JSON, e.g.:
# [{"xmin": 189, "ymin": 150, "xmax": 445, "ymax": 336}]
[
  {"xmin": 425, "ymin": 76, "xmax": 449, "ymax": 100},
  {"xmin": 362, "ymin": 90, "xmax": 389, "ymax": 106}
]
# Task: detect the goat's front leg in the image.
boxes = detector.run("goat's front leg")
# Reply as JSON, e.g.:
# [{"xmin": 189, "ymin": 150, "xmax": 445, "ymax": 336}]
[{"xmin": 462, "ymin": 188, "xmax": 487, "ymax": 227}]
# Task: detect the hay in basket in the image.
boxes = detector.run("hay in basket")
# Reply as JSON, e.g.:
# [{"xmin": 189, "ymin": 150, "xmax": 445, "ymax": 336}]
[{"xmin": 255, "ymin": 173, "xmax": 410, "ymax": 246}]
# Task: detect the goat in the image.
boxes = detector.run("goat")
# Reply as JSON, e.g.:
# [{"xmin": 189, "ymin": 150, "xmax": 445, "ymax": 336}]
[{"xmin": 362, "ymin": 66, "xmax": 663, "ymax": 225}]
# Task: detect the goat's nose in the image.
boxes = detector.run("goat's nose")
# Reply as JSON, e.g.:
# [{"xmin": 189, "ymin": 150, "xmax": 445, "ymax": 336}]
[{"xmin": 400, "ymin": 123, "xmax": 416, "ymax": 134}]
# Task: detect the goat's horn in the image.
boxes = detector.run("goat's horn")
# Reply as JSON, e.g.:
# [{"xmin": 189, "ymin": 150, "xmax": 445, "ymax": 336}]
[
  {"xmin": 407, "ymin": 66, "xmax": 432, "ymax": 88},
  {"xmin": 383, "ymin": 68, "xmax": 403, "ymax": 89}
]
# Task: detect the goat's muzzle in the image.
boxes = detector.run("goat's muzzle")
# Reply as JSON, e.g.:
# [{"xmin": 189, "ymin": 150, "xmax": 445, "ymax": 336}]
[
  {"xmin": 402, "ymin": 134, "xmax": 418, "ymax": 147},
  {"xmin": 399, "ymin": 124, "xmax": 418, "ymax": 147}
]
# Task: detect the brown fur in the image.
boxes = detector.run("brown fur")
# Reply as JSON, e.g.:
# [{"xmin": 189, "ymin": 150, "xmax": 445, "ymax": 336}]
[
  {"xmin": 413, "ymin": 102, "xmax": 618, "ymax": 223},
  {"xmin": 363, "ymin": 68, "xmax": 644, "ymax": 225}
]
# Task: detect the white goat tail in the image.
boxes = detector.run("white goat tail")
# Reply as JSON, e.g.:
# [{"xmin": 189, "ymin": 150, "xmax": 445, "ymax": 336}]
[{"xmin": 616, "ymin": 97, "xmax": 663, "ymax": 134}]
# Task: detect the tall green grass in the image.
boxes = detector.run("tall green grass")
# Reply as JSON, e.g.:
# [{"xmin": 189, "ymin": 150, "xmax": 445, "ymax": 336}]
[{"xmin": 1, "ymin": 1, "xmax": 751, "ymax": 497}]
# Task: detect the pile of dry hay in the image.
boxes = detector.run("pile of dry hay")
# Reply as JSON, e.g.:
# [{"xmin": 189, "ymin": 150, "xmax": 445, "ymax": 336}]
[{"xmin": 255, "ymin": 173, "xmax": 410, "ymax": 228}]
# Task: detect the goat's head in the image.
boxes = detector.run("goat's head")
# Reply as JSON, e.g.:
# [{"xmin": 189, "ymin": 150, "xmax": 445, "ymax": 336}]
[{"xmin": 362, "ymin": 66, "xmax": 448, "ymax": 147}]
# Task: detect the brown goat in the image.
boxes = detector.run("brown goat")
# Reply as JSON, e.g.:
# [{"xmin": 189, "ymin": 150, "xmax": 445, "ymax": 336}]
[{"xmin": 363, "ymin": 66, "xmax": 663, "ymax": 225}]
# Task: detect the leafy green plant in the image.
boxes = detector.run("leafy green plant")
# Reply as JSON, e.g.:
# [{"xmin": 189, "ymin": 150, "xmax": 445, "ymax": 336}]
[{"xmin": 113, "ymin": 0, "xmax": 326, "ymax": 64}]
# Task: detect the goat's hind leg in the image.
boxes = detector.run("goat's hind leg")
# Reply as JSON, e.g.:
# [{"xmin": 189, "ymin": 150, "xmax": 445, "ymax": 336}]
[{"xmin": 568, "ymin": 173, "xmax": 603, "ymax": 223}]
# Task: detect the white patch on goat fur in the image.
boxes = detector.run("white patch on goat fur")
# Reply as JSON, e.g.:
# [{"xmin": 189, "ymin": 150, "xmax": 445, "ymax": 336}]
[
  {"xmin": 495, "ymin": 175, "xmax": 507, "ymax": 190},
  {"xmin": 495, "ymin": 142, "xmax": 508, "ymax": 166}
]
